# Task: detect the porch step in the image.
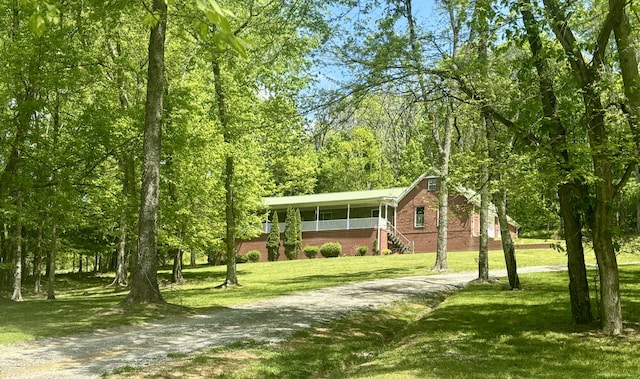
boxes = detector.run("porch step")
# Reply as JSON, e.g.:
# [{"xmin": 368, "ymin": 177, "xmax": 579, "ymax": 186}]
[{"xmin": 388, "ymin": 232, "xmax": 412, "ymax": 254}]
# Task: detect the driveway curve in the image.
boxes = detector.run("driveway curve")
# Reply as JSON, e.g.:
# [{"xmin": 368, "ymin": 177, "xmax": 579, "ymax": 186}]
[{"xmin": 0, "ymin": 266, "xmax": 565, "ymax": 379}]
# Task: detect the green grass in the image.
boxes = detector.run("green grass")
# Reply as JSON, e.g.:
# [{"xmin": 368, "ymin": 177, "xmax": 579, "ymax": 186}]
[
  {"xmin": 1, "ymin": 248, "xmax": 638, "ymax": 346},
  {"xmin": 115, "ymin": 265, "xmax": 640, "ymax": 379}
]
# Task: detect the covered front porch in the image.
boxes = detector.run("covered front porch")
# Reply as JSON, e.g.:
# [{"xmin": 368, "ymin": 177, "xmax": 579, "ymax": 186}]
[{"xmin": 261, "ymin": 203, "xmax": 413, "ymax": 253}]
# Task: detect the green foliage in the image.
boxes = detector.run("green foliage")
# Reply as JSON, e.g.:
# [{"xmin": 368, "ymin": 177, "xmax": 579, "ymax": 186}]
[
  {"xmin": 236, "ymin": 254, "xmax": 249, "ymax": 264},
  {"xmin": 357, "ymin": 246, "xmax": 368, "ymax": 256},
  {"xmin": 316, "ymin": 126, "xmax": 395, "ymax": 192},
  {"xmin": 372, "ymin": 239, "xmax": 379, "ymax": 255},
  {"xmin": 294, "ymin": 208, "xmax": 303, "ymax": 257},
  {"xmin": 381, "ymin": 248, "xmax": 392, "ymax": 255},
  {"xmin": 320, "ymin": 242, "xmax": 342, "ymax": 258},
  {"xmin": 283, "ymin": 207, "xmax": 300, "ymax": 260},
  {"xmin": 194, "ymin": 0, "xmax": 248, "ymax": 56},
  {"xmin": 246, "ymin": 250, "xmax": 262, "ymax": 263},
  {"xmin": 266, "ymin": 212, "xmax": 281, "ymax": 261},
  {"xmin": 303, "ymin": 245, "xmax": 319, "ymax": 259}
]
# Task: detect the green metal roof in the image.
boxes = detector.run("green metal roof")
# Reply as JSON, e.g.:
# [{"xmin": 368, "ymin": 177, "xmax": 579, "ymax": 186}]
[{"xmin": 264, "ymin": 187, "xmax": 408, "ymax": 209}]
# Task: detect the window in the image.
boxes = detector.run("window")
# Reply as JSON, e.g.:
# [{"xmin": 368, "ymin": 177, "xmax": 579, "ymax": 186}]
[
  {"xmin": 427, "ymin": 178, "xmax": 437, "ymax": 191},
  {"xmin": 415, "ymin": 206, "xmax": 425, "ymax": 227},
  {"xmin": 371, "ymin": 209, "xmax": 380, "ymax": 218}
]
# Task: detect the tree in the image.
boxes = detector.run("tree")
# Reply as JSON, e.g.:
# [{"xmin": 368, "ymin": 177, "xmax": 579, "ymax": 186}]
[
  {"xmin": 537, "ymin": 0, "xmax": 633, "ymax": 334},
  {"xmin": 295, "ymin": 208, "xmax": 303, "ymax": 258},
  {"xmin": 283, "ymin": 207, "xmax": 299, "ymax": 260},
  {"xmin": 266, "ymin": 212, "xmax": 281, "ymax": 261},
  {"xmin": 122, "ymin": 0, "xmax": 168, "ymax": 304},
  {"xmin": 316, "ymin": 126, "xmax": 394, "ymax": 192},
  {"xmin": 10, "ymin": 195, "xmax": 23, "ymax": 302}
]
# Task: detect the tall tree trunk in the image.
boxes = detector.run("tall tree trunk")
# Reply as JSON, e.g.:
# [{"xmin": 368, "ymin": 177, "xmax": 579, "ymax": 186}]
[
  {"xmin": 11, "ymin": 195, "xmax": 23, "ymax": 301},
  {"xmin": 610, "ymin": 4, "xmax": 640, "ymax": 233},
  {"xmin": 221, "ymin": 154, "xmax": 239, "ymax": 287},
  {"xmin": 541, "ymin": 0, "xmax": 623, "ymax": 334},
  {"xmin": 611, "ymin": 2, "xmax": 640, "ymax": 151},
  {"xmin": 34, "ymin": 219, "xmax": 43, "ymax": 293},
  {"xmin": 494, "ymin": 189, "xmax": 520, "ymax": 289},
  {"xmin": 171, "ymin": 249, "xmax": 184, "ymax": 284},
  {"xmin": 475, "ymin": 0, "xmax": 491, "ymax": 283},
  {"xmin": 47, "ymin": 223, "xmax": 56, "ymax": 300},
  {"xmin": 519, "ymin": 0, "xmax": 592, "ymax": 324},
  {"xmin": 190, "ymin": 249, "xmax": 196, "ymax": 268},
  {"xmin": 432, "ymin": 114, "xmax": 452, "ymax": 271},
  {"xmin": 122, "ymin": 0, "xmax": 167, "ymax": 304},
  {"xmin": 587, "ymin": 101, "xmax": 621, "ymax": 335},
  {"xmin": 212, "ymin": 56, "xmax": 239, "ymax": 288},
  {"xmin": 0, "ymin": 224, "xmax": 6, "ymax": 290},
  {"xmin": 111, "ymin": 207, "xmax": 129, "ymax": 286},
  {"xmin": 111, "ymin": 152, "xmax": 134, "ymax": 287},
  {"xmin": 403, "ymin": 0, "xmax": 454, "ymax": 270},
  {"xmin": 0, "ymin": 1, "xmax": 31, "ymax": 203},
  {"xmin": 478, "ymin": 165, "xmax": 490, "ymax": 281},
  {"xmin": 558, "ymin": 184, "xmax": 592, "ymax": 323}
]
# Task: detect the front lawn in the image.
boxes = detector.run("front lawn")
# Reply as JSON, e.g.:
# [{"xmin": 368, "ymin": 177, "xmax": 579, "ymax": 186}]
[
  {"xmin": 1, "ymin": 247, "xmax": 637, "ymax": 346},
  {"xmin": 115, "ymin": 265, "xmax": 640, "ymax": 378}
]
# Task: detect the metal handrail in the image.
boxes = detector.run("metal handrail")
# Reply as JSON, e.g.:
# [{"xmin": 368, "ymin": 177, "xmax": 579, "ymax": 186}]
[{"xmin": 387, "ymin": 222, "xmax": 414, "ymax": 253}]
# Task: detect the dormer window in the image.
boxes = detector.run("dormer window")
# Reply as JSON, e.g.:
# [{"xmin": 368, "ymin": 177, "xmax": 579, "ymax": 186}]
[{"xmin": 427, "ymin": 178, "xmax": 437, "ymax": 191}]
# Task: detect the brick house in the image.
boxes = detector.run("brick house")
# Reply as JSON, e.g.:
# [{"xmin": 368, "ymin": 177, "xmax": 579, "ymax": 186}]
[{"xmin": 237, "ymin": 174, "xmax": 519, "ymax": 259}]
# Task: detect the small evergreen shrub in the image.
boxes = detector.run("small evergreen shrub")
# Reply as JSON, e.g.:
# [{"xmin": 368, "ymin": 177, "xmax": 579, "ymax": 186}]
[
  {"xmin": 246, "ymin": 250, "xmax": 261, "ymax": 263},
  {"xmin": 381, "ymin": 248, "xmax": 392, "ymax": 255},
  {"xmin": 320, "ymin": 242, "xmax": 342, "ymax": 258},
  {"xmin": 303, "ymin": 245, "xmax": 319, "ymax": 259},
  {"xmin": 236, "ymin": 254, "xmax": 249, "ymax": 263},
  {"xmin": 266, "ymin": 212, "xmax": 281, "ymax": 261},
  {"xmin": 357, "ymin": 245, "xmax": 368, "ymax": 256},
  {"xmin": 284, "ymin": 207, "xmax": 300, "ymax": 260}
]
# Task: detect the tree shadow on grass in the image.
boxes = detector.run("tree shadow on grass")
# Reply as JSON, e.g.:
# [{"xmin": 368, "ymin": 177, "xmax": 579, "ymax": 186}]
[
  {"xmin": 232, "ymin": 269, "xmax": 640, "ymax": 379},
  {"xmin": 280, "ymin": 267, "xmax": 413, "ymax": 285}
]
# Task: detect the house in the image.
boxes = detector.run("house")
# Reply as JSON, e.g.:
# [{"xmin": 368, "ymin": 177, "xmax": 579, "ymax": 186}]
[{"xmin": 237, "ymin": 174, "xmax": 519, "ymax": 259}]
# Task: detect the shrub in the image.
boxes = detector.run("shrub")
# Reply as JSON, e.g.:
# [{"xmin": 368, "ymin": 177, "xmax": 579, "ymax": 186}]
[
  {"xmin": 381, "ymin": 248, "xmax": 392, "ymax": 255},
  {"xmin": 284, "ymin": 207, "xmax": 300, "ymax": 260},
  {"xmin": 236, "ymin": 254, "xmax": 249, "ymax": 264},
  {"xmin": 357, "ymin": 245, "xmax": 368, "ymax": 256},
  {"xmin": 320, "ymin": 242, "xmax": 342, "ymax": 258},
  {"xmin": 266, "ymin": 212, "xmax": 281, "ymax": 261},
  {"xmin": 294, "ymin": 208, "xmax": 302, "ymax": 257},
  {"xmin": 303, "ymin": 245, "xmax": 319, "ymax": 259},
  {"xmin": 246, "ymin": 250, "xmax": 261, "ymax": 263},
  {"xmin": 372, "ymin": 239, "xmax": 379, "ymax": 255}
]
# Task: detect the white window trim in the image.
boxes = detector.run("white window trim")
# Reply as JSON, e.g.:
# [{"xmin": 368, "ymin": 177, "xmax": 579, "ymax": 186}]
[{"xmin": 414, "ymin": 206, "xmax": 425, "ymax": 227}]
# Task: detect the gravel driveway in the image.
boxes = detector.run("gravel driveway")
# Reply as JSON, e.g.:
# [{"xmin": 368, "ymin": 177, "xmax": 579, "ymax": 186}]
[{"xmin": 0, "ymin": 266, "xmax": 565, "ymax": 378}]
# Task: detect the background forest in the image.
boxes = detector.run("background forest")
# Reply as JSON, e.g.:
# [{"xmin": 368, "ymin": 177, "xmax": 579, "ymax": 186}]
[{"xmin": 1, "ymin": 0, "xmax": 639, "ymax": 335}]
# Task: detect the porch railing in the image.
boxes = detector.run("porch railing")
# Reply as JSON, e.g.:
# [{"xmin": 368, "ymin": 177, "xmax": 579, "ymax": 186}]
[
  {"xmin": 387, "ymin": 222, "xmax": 414, "ymax": 253},
  {"xmin": 262, "ymin": 217, "xmax": 386, "ymax": 233}
]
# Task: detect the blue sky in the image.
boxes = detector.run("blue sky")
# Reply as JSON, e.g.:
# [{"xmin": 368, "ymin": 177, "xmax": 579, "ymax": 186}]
[{"xmin": 310, "ymin": 0, "xmax": 445, "ymax": 90}]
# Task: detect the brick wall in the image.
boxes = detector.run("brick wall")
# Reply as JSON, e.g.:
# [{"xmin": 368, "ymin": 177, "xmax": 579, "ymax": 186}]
[
  {"xmin": 237, "ymin": 229, "xmax": 380, "ymax": 261},
  {"xmin": 237, "ymin": 177, "xmax": 517, "ymax": 261}
]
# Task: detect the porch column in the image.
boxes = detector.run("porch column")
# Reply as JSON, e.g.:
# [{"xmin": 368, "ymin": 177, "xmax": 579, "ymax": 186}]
[
  {"xmin": 316, "ymin": 206, "xmax": 320, "ymax": 232},
  {"xmin": 384, "ymin": 204, "xmax": 388, "ymax": 228},
  {"xmin": 347, "ymin": 204, "xmax": 351, "ymax": 230},
  {"xmin": 377, "ymin": 203, "xmax": 382, "ymax": 251},
  {"xmin": 394, "ymin": 207, "xmax": 397, "ymax": 228}
]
